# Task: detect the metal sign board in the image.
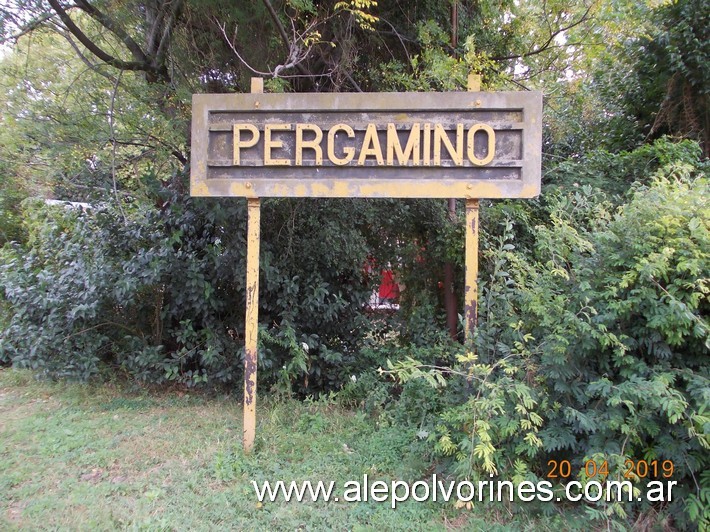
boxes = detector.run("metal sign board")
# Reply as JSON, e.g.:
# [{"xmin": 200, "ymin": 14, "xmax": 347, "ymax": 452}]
[{"xmin": 190, "ymin": 91, "xmax": 542, "ymax": 199}]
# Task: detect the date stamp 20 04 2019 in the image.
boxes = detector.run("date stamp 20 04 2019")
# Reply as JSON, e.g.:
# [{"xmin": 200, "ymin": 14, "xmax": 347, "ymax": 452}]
[
  {"xmin": 544, "ymin": 459, "xmax": 679, "ymax": 503},
  {"xmin": 547, "ymin": 459, "xmax": 675, "ymax": 480}
]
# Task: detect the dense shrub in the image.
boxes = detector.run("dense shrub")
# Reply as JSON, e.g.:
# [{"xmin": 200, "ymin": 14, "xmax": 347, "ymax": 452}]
[
  {"xmin": 543, "ymin": 137, "xmax": 704, "ymax": 198},
  {"xmin": 0, "ymin": 195, "xmax": 236, "ymax": 383},
  {"xmin": 388, "ymin": 144, "xmax": 709, "ymax": 528},
  {"xmin": 0, "ymin": 181, "xmax": 461, "ymax": 390}
]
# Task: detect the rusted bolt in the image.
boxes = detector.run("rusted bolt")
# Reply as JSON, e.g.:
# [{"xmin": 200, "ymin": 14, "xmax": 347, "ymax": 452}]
[
  {"xmin": 475, "ymin": 100, "xmax": 482, "ymax": 107},
  {"xmin": 245, "ymin": 182, "xmax": 252, "ymax": 189},
  {"xmin": 254, "ymin": 101, "xmax": 260, "ymax": 109}
]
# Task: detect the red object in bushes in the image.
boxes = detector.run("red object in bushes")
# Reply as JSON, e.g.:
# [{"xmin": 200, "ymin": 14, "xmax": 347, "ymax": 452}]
[{"xmin": 379, "ymin": 270, "xmax": 400, "ymax": 300}]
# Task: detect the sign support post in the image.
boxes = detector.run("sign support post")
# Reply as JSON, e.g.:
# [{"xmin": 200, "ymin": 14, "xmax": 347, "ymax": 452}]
[
  {"xmin": 243, "ymin": 196, "xmax": 260, "ymax": 453},
  {"xmin": 464, "ymin": 198, "xmax": 480, "ymax": 341},
  {"xmin": 243, "ymin": 78, "xmax": 263, "ymax": 453},
  {"xmin": 464, "ymin": 74, "xmax": 481, "ymax": 343}
]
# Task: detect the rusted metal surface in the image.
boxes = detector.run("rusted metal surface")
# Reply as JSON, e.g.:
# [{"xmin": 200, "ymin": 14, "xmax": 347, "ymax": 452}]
[
  {"xmin": 464, "ymin": 198, "xmax": 480, "ymax": 342},
  {"xmin": 190, "ymin": 91, "xmax": 542, "ymax": 199},
  {"xmin": 243, "ymin": 197, "xmax": 261, "ymax": 453}
]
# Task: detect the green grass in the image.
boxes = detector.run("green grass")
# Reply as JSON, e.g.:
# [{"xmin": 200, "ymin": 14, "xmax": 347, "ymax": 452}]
[{"xmin": 0, "ymin": 368, "xmax": 571, "ymax": 531}]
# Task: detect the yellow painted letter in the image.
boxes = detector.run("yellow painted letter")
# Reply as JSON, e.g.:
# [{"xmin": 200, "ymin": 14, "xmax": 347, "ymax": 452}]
[
  {"xmin": 386, "ymin": 124, "xmax": 420, "ymax": 166},
  {"xmin": 467, "ymin": 124, "xmax": 495, "ymax": 166},
  {"xmin": 423, "ymin": 123, "xmax": 431, "ymax": 166},
  {"xmin": 264, "ymin": 123, "xmax": 292, "ymax": 166},
  {"xmin": 433, "ymin": 124, "xmax": 464, "ymax": 166},
  {"xmin": 327, "ymin": 124, "xmax": 355, "ymax": 165},
  {"xmin": 295, "ymin": 124, "xmax": 323, "ymax": 166},
  {"xmin": 358, "ymin": 123, "xmax": 384, "ymax": 166},
  {"xmin": 233, "ymin": 124, "xmax": 259, "ymax": 165}
]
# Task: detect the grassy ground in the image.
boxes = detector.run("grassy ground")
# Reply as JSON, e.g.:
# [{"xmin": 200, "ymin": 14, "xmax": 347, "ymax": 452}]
[{"xmin": 0, "ymin": 368, "xmax": 570, "ymax": 531}]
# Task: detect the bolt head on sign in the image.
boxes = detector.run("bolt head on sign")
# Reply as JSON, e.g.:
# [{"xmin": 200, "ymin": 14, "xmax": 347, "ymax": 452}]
[{"xmin": 190, "ymin": 91, "xmax": 542, "ymax": 199}]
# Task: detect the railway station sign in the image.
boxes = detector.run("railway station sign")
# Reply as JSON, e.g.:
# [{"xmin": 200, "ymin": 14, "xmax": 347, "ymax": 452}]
[
  {"xmin": 190, "ymin": 83, "xmax": 542, "ymax": 453},
  {"xmin": 190, "ymin": 91, "xmax": 542, "ymax": 199}
]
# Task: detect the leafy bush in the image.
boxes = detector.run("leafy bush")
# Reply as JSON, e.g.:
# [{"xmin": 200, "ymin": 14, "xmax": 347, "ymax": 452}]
[
  {"xmin": 544, "ymin": 137, "xmax": 704, "ymax": 198},
  {"xmin": 386, "ymin": 144, "xmax": 709, "ymax": 528},
  {"xmin": 0, "ymin": 176, "xmax": 464, "ymax": 391},
  {"xmin": 0, "ymin": 174, "xmax": 26, "ymax": 247}
]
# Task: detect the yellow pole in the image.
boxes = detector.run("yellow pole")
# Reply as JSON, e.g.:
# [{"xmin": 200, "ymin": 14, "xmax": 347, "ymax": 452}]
[
  {"xmin": 243, "ymin": 77, "xmax": 263, "ymax": 453},
  {"xmin": 243, "ymin": 197, "xmax": 261, "ymax": 452},
  {"xmin": 468, "ymin": 73, "xmax": 481, "ymax": 92},
  {"xmin": 250, "ymin": 77, "xmax": 264, "ymax": 94},
  {"xmin": 464, "ymin": 199, "xmax": 480, "ymax": 341},
  {"xmin": 465, "ymin": 74, "xmax": 481, "ymax": 342}
]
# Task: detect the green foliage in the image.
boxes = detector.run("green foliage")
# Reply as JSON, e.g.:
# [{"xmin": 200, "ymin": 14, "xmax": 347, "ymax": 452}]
[
  {"xmin": 686, "ymin": 470, "xmax": 710, "ymax": 529},
  {"xmin": 520, "ymin": 153, "xmax": 708, "ymax": 527},
  {"xmin": 544, "ymin": 138, "xmax": 704, "ymax": 198},
  {"xmin": 333, "ymin": 0, "xmax": 379, "ymax": 31},
  {"xmin": 0, "ymin": 185, "xmax": 463, "ymax": 392},
  {"xmin": 0, "ymin": 173, "xmax": 26, "ymax": 246},
  {"xmin": 1, "ymin": 0, "xmax": 709, "ymax": 528},
  {"xmin": 385, "ymin": 141, "xmax": 709, "ymax": 527},
  {"xmin": 547, "ymin": 0, "xmax": 710, "ymax": 159},
  {"xmin": 0, "ymin": 32, "xmax": 187, "ymax": 205},
  {"xmin": 387, "ymin": 346, "xmax": 545, "ymax": 479},
  {"xmin": 643, "ymin": 0, "xmax": 709, "ymax": 152},
  {"xmin": 374, "ymin": 20, "xmax": 470, "ymax": 92}
]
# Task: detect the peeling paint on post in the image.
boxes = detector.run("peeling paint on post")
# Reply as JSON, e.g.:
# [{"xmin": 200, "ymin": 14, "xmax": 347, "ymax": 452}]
[
  {"xmin": 465, "ymin": 198, "xmax": 480, "ymax": 342},
  {"xmin": 243, "ymin": 78, "xmax": 263, "ymax": 454},
  {"xmin": 243, "ymin": 197, "xmax": 260, "ymax": 453},
  {"xmin": 463, "ymin": 75, "xmax": 481, "ymax": 343}
]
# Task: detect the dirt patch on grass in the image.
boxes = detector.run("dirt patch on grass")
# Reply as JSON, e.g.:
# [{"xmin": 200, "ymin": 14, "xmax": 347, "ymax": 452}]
[{"xmin": 6, "ymin": 500, "xmax": 26, "ymax": 524}]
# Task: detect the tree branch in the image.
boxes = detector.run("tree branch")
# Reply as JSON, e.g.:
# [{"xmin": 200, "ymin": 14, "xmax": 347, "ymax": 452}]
[
  {"xmin": 171, "ymin": 149, "xmax": 188, "ymax": 164},
  {"xmin": 57, "ymin": 30, "xmax": 118, "ymax": 83},
  {"xmin": 216, "ymin": 21, "xmax": 274, "ymax": 77},
  {"xmin": 109, "ymin": 70, "xmax": 128, "ymax": 222},
  {"xmin": 154, "ymin": 0, "xmax": 184, "ymax": 68},
  {"xmin": 260, "ymin": 0, "xmax": 291, "ymax": 52},
  {"xmin": 377, "ymin": 17, "xmax": 414, "ymax": 65},
  {"xmin": 146, "ymin": 3, "xmax": 167, "ymax": 57},
  {"xmin": 47, "ymin": 0, "xmax": 157, "ymax": 74},
  {"xmin": 216, "ymin": 20, "xmax": 322, "ymax": 80},
  {"xmin": 490, "ymin": 3, "xmax": 596, "ymax": 62},
  {"xmin": 0, "ymin": 12, "xmax": 56, "ymax": 44},
  {"xmin": 74, "ymin": 0, "xmax": 150, "ymax": 65},
  {"xmin": 259, "ymin": 0, "xmax": 311, "ymax": 78}
]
